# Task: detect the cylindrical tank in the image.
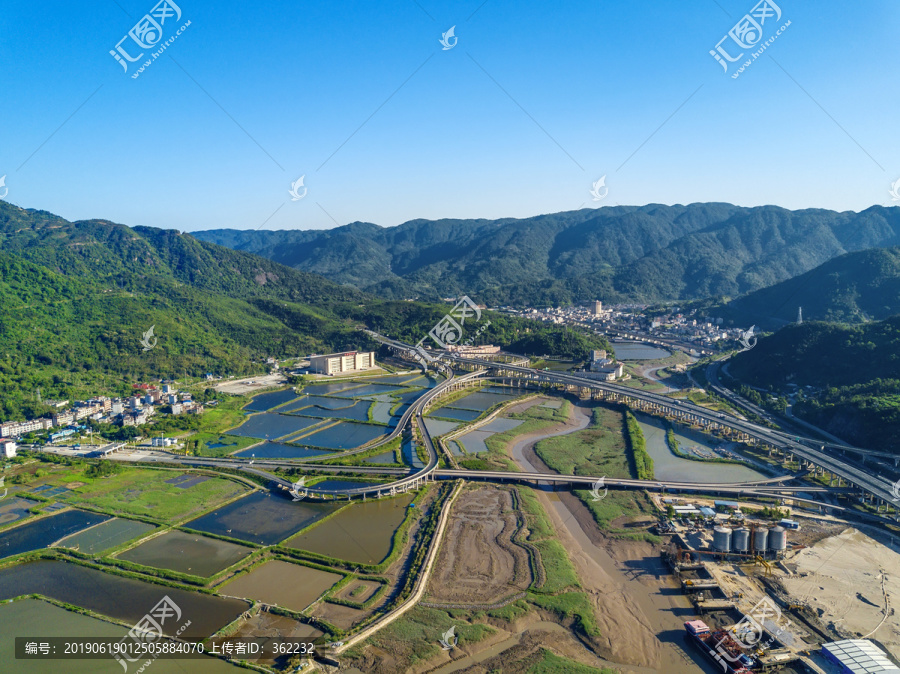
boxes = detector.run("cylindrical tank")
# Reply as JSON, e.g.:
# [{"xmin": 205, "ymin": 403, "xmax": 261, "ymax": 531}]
[
  {"xmin": 753, "ymin": 527, "xmax": 768, "ymax": 552},
  {"xmin": 713, "ymin": 527, "xmax": 732, "ymax": 552},
  {"xmin": 768, "ymin": 526, "xmax": 787, "ymax": 551},
  {"xmin": 732, "ymin": 527, "xmax": 750, "ymax": 552}
]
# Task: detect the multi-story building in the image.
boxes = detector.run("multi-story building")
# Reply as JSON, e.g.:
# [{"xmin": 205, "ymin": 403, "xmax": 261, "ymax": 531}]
[
  {"xmin": 52, "ymin": 411, "xmax": 74, "ymax": 427},
  {"xmin": 0, "ymin": 440, "xmax": 17, "ymax": 458},
  {"xmin": 308, "ymin": 351, "xmax": 376, "ymax": 375}
]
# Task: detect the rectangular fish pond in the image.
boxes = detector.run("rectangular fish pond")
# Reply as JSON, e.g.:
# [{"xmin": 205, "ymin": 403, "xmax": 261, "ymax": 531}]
[
  {"xmin": 1, "ymin": 510, "xmax": 109, "ymax": 559},
  {"xmin": 116, "ymin": 529, "xmax": 255, "ymax": 577},
  {"xmin": 54, "ymin": 518, "xmax": 157, "ymax": 556},
  {"xmin": 183, "ymin": 491, "xmax": 340, "ymax": 546},
  {"xmin": 284, "ymin": 493, "xmax": 414, "ymax": 565},
  {"xmin": 0, "ymin": 560, "xmax": 248, "ymax": 639}
]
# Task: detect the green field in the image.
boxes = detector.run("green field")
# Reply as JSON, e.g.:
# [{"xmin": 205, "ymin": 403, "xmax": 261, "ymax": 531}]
[
  {"xmin": 476, "ymin": 399, "xmax": 572, "ymax": 471},
  {"xmin": 59, "ymin": 466, "xmax": 249, "ymax": 522},
  {"xmin": 529, "ymin": 649, "xmax": 617, "ymax": 673},
  {"xmin": 533, "ymin": 406, "xmax": 631, "ymax": 479}
]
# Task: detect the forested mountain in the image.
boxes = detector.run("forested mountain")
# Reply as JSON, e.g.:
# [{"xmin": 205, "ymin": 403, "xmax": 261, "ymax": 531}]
[
  {"xmin": 706, "ymin": 247, "xmax": 900, "ymax": 329},
  {"xmin": 0, "ymin": 202, "xmax": 372, "ymax": 420},
  {"xmin": 728, "ymin": 318, "xmax": 900, "ymax": 451},
  {"xmin": 194, "ymin": 204, "xmax": 900, "ymax": 305},
  {"xmin": 0, "ymin": 202, "xmax": 611, "ymax": 421}
]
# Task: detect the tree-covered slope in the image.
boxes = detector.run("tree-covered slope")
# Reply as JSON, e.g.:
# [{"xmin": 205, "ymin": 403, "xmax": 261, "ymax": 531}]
[
  {"xmin": 707, "ymin": 247, "xmax": 900, "ymax": 329},
  {"xmin": 728, "ymin": 318, "xmax": 900, "ymax": 452},
  {"xmin": 194, "ymin": 204, "xmax": 900, "ymax": 305}
]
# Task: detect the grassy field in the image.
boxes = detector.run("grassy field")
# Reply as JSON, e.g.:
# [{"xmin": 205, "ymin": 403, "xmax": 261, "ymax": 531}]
[
  {"xmin": 478, "ymin": 400, "xmax": 572, "ymax": 471},
  {"xmin": 527, "ymin": 406, "xmax": 658, "ymax": 542},
  {"xmin": 529, "ymin": 649, "xmax": 617, "ymax": 673},
  {"xmin": 533, "ymin": 406, "xmax": 631, "ymax": 479},
  {"xmin": 366, "ymin": 606, "xmax": 495, "ymax": 667},
  {"xmin": 60, "ymin": 466, "xmax": 248, "ymax": 522},
  {"xmin": 578, "ymin": 490, "xmax": 660, "ymax": 543}
]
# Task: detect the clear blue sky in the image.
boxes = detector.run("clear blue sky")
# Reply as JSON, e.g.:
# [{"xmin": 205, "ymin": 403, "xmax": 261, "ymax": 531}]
[{"xmin": 1, "ymin": 0, "xmax": 898, "ymax": 231}]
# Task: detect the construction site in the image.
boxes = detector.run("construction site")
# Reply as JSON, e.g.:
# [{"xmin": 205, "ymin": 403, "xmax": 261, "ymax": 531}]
[{"xmin": 651, "ymin": 492, "xmax": 900, "ymax": 673}]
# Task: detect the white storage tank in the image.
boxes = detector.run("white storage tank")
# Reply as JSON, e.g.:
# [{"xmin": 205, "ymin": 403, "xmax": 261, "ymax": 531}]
[
  {"xmin": 713, "ymin": 526, "xmax": 732, "ymax": 552},
  {"xmin": 753, "ymin": 527, "xmax": 768, "ymax": 552},
  {"xmin": 768, "ymin": 526, "xmax": 787, "ymax": 552},
  {"xmin": 732, "ymin": 527, "xmax": 750, "ymax": 552}
]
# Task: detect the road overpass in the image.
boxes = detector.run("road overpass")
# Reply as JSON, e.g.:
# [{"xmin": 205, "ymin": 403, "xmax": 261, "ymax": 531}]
[{"xmin": 371, "ymin": 333, "xmax": 897, "ymax": 512}]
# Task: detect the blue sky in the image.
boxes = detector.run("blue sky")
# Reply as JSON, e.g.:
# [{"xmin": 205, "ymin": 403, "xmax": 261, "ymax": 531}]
[{"xmin": 1, "ymin": 0, "xmax": 898, "ymax": 231}]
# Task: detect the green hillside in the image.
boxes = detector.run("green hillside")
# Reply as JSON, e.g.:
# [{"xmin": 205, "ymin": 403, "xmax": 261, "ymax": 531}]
[
  {"xmin": 0, "ymin": 202, "xmax": 613, "ymax": 422},
  {"xmin": 728, "ymin": 318, "xmax": 900, "ymax": 452},
  {"xmin": 194, "ymin": 204, "xmax": 900, "ymax": 305},
  {"xmin": 706, "ymin": 247, "xmax": 900, "ymax": 329}
]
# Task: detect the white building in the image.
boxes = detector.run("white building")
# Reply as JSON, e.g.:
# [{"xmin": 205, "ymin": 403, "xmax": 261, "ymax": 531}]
[
  {"xmin": 309, "ymin": 351, "xmax": 375, "ymax": 375},
  {"xmin": 1, "ymin": 440, "xmax": 16, "ymax": 458}
]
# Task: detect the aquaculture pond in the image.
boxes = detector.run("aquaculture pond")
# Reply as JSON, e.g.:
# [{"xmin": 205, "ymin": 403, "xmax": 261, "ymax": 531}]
[
  {"xmin": 454, "ymin": 430, "xmax": 493, "ymax": 454},
  {"xmin": 331, "ymin": 384, "xmax": 404, "ymax": 398},
  {"xmin": 299, "ymin": 422, "xmax": 387, "ymax": 449},
  {"xmin": 635, "ymin": 414, "xmax": 767, "ymax": 483},
  {"xmin": 402, "ymin": 437, "xmax": 424, "ymax": 469},
  {"xmin": 423, "ymin": 419, "xmax": 459, "ymax": 437},
  {"xmin": 117, "ymin": 530, "xmax": 254, "ymax": 577},
  {"xmin": 301, "ymin": 381, "xmax": 367, "ymax": 395},
  {"xmin": 242, "ymin": 388, "xmax": 297, "ymax": 412},
  {"xmin": 227, "ymin": 413, "xmax": 323, "ymax": 439},
  {"xmin": 308, "ymin": 479, "xmax": 385, "ymax": 492},
  {"xmin": 221, "ymin": 560, "xmax": 342, "ymax": 612},
  {"xmin": 0, "ymin": 560, "xmax": 248, "ymax": 638},
  {"xmin": 447, "ymin": 390, "xmax": 517, "ymax": 411},
  {"xmin": 234, "ymin": 442, "xmax": 332, "ymax": 459},
  {"xmin": 0, "ymin": 599, "xmax": 243, "ymax": 673},
  {"xmin": 371, "ymin": 402, "xmax": 394, "ymax": 424},
  {"xmin": 0, "ymin": 497, "xmax": 37, "ymax": 526},
  {"xmin": 428, "ymin": 406, "xmax": 482, "ymax": 422},
  {"xmin": 55, "ymin": 518, "xmax": 156, "ymax": 555},
  {"xmin": 285, "ymin": 493, "xmax": 414, "ymax": 564},
  {"xmin": 0, "ymin": 510, "xmax": 109, "ymax": 559},
  {"xmin": 184, "ymin": 491, "xmax": 339, "ymax": 545},
  {"xmin": 280, "ymin": 394, "xmax": 358, "ymax": 412},
  {"xmin": 291, "ymin": 399, "xmax": 372, "ymax": 421}
]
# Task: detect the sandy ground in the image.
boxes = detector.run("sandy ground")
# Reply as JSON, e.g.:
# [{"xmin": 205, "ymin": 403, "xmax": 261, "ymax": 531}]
[
  {"xmin": 214, "ymin": 373, "xmax": 287, "ymax": 395},
  {"xmin": 494, "ymin": 398, "xmax": 712, "ymax": 672},
  {"xmin": 780, "ymin": 527, "xmax": 900, "ymax": 659},
  {"xmin": 425, "ymin": 486, "xmax": 531, "ymax": 605}
]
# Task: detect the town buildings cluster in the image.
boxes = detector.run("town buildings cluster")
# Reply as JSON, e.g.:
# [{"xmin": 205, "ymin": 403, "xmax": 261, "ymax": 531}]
[
  {"xmin": 497, "ymin": 301, "xmax": 748, "ymax": 353},
  {"xmin": 0, "ymin": 383, "xmax": 203, "ymax": 443}
]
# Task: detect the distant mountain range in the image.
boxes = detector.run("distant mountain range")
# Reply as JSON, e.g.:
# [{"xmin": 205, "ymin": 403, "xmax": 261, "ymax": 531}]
[
  {"xmin": 705, "ymin": 246, "xmax": 900, "ymax": 329},
  {"xmin": 194, "ymin": 204, "xmax": 900, "ymax": 306},
  {"xmin": 0, "ymin": 202, "xmax": 609, "ymax": 421}
]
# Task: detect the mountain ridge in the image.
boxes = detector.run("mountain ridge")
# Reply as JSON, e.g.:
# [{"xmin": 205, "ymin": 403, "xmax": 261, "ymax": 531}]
[{"xmin": 193, "ymin": 204, "xmax": 900, "ymax": 305}]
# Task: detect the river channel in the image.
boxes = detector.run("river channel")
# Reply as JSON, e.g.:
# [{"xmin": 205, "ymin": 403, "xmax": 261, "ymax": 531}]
[{"xmin": 506, "ymin": 398, "xmax": 731, "ymax": 673}]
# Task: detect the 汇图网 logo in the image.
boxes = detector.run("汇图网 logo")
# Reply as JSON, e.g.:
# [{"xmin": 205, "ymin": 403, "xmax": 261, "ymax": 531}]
[
  {"xmin": 590, "ymin": 476, "xmax": 608, "ymax": 501},
  {"xmin": 590, "ymin": 176, "xmax": 608, "ymax": 201},
  {"xmin": 289, "ymin": 176, "xmax": 307, "ymax": 201},
  {"xmin": 140, "ymin": 326, "xmax": 158, "ymax": 352},
  {"xmin": 439, "ymin": 26, "xmax": 458, "ymax": 50},
  {"xmin": 710, "ymin": 0, "xmax": 790, "ymax": 79},
  {"xmin": 438, "ymin": 626, "xmax": 458, "ymax": 650},
  {"xmin": 738, "ymin": 325, "xmax": 757, "ymax": 350},
  {"xmin": 110, "ymin": 0, "xmax": 191, "ymax": 79}
]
